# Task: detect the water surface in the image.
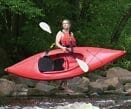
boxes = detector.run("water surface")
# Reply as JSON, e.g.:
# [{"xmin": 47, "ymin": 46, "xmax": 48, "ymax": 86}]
[{"xmin": 0, "ymin": 95, "xmax": 131, "ymax": 109}]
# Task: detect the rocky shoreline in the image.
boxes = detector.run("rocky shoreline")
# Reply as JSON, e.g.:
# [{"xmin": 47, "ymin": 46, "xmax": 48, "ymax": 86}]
[{"xmin": 0, "ymin": 67, "xmax": 131, "ymax": 97}]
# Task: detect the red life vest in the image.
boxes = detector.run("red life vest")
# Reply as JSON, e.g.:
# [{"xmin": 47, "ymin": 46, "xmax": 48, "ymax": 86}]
[{"xmin": 60, "ymin": 32, "xmax": 76, "ymax": 47}]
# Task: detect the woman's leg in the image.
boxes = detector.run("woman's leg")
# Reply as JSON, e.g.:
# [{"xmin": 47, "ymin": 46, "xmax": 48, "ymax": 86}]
[{"xmin": 58, "ymin": 80, "xmax": 74, "ymax": 93}]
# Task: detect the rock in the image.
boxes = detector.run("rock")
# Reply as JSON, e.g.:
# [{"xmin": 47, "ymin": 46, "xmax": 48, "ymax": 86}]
[
  {"xmin": 106, "ymin": 67, "xmax": 131, "ymax": 78},
  {"xmin": 103, "ymin": 88, "xmax": 126, "ymax": 95},
  {"xmin": 27, "ymin": 88, "xmax": 47, "ymax": 96},
  {"xmin": 89, "ymin": 77, "xmax": 121, "ymax": 93},
  {"xmin": 0, "ymin": 79, "xmax": 15, "ymax": 96},
  {"xmin": 35, "ymin": 81, "xmax": 57, "ymax": 93},
  {"xmin": 119, "ymin": 76, "xmax": 131, "ymax": 84},
  {"xmin": 12, "ymin": 84, "xmax": 28, "ymax": 96},
  {"xmin": 89, "ymin": 81, "xmax": 107, "ymax": 93},
  {"xmin": 2, "ymin": 75, "xmax": 12, "ymax": 80},
  {"xmin": 124, "ymin": 83, "xmax": 131, "ymax": 91},
  {"xmin": 7, "ymin": 75, "xmax": 37, "ymax": 88},
  {"xmin": 87, "ymin": 73, "xmax": 104, "ymax": 82},
  {"xmin": 125, "ymin": 88, "xmax": 131, "ymax": 96},
  {"xmin": 68, "ymin": 77, "xmax": 90, "ymax": 92},
  {"xmin": 106, "ymin": 67, "xmax": 131, "ymax": 84},
  {"xmin": 102, "ymin": 77, "xmax": 120, "ymax": 90},
  {"xmin": 28, "ymin": 81, "xmax": 57, "ymax": 96}
]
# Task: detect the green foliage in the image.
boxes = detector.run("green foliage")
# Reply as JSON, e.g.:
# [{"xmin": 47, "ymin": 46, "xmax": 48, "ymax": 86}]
[
  {"xmin": 42, "ymin": 0, "xmax": 80, "ymax": 26},
  {"xmin": 0, "ymin": 0, "xmax": 43, "ymax": 18},
  {"xmin": 76, "ymin": 0, "xmax": 125, "ymax": 46},
  {"xmin": 119, "ymin": 59, "xmax": 131, "ymax": 70},
  {"xmin": 17, "ymin": 21, "xmax": 54, "ymax": 53},
  {"xmin": 0, "ymin": 0, "xmax": 130, "ymax": 71},
  {"xmin": 120, "ymin": 18, "xmax": 131, "ymax": 51}
]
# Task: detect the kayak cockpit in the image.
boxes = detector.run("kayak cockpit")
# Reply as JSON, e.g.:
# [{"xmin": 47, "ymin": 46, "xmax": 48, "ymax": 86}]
[{"xmin": 38, "ymin": 53, "xmax": 84, "ymax": 73}]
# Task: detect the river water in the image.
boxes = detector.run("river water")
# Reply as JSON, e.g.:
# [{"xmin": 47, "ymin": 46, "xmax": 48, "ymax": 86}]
[{"xmin": 0, "ymin": 95, "xmax": 131, "ymax": 109}]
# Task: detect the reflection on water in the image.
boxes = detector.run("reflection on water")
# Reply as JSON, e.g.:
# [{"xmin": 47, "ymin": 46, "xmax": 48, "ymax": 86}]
[{"xmin": 0, "ymin": 96, "xmax": 131, "ymax": 109}]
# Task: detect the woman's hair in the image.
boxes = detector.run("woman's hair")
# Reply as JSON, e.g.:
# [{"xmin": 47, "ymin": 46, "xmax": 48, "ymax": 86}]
[{"xmin": 62, "ymin": 19, "xmax": 71, "ymax": 25}]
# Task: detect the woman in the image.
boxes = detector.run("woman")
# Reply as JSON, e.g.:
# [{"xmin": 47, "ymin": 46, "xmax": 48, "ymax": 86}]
[
  {"xmin": 55, "ymin": 19, "xmax": 77, "ymax": 92},
  {"xmin": 55, "ymin": 19, "xmax": 76, "ymax": 52}
]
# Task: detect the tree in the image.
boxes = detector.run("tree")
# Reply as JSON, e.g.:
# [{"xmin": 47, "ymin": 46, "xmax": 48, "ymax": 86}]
[
  {"xmin": 0, "ymin": 0, "xmax": 43, "ymax": 37},
  {"xmin": 111, "ymin": 7, "xmax": 131, "ymax": 43}
]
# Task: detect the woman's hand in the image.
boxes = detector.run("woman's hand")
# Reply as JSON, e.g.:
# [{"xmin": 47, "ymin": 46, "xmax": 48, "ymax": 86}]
[
  {"xmin": 62, "ymin": 47, "xmax": 68, "ymax": 52},
  {"xmin": 62, "ymin": 47, "xmax": 67, "ymax": 52},
  {"xmin": 62, "ymin": 47, "xmax": 72, "ymax": 53}
]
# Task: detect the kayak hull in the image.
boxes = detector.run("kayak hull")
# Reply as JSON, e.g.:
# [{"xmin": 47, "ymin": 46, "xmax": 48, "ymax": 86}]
[{"xmin": 5, "ymin": 47, "xmax": 126, "ymax": 80}]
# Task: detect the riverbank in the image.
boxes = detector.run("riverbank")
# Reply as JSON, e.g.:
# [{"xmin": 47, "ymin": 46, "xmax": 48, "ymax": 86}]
[{"xmin": 0, "ymin": 67, "xmax": 131, "ymax": 97}]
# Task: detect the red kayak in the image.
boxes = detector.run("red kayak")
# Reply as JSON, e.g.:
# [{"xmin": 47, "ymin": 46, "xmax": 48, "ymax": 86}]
[{"xmin": 5, "ymin": 47, "xmax": 126, "ymax": 80}]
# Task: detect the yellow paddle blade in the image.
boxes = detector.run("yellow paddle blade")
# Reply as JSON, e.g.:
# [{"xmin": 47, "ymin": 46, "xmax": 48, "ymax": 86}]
[{"xmin": 50, "ymin": 42, "xmax": 56, "ymax": 49}]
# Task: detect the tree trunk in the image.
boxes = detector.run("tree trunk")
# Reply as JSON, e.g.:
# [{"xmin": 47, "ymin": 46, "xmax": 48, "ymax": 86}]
[
  {"xmin": 11, "ymin": 14, "xmax": 20, "ymax": 37},
  {"xmin": 67, "ymin": 0, "xmax": 80, "ymax": 21},
  {"xmin": 5, "ymin": 9, "xmax": 12, "ymax": 34},
  {"xmin": 79, "ymin": 0, "xmax": 90, "ymax": 20},
  {"xmin": 4, "ymin": 10, "xmax": 19, "ymax": 37},
  {"xmin": 111, "ymin": 7, "xmax": 131, "ymax": 43}
]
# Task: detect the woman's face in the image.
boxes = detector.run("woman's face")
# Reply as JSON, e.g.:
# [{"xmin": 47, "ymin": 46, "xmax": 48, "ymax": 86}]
[{"xmin": 62, "ymin": 20, "xmax": 71, "ymax": 30}]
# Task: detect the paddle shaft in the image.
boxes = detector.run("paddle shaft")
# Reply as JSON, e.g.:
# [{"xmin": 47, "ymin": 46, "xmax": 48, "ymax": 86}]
[{"xmin": 66, "ymin": 46, "xmax": 88, "ymax": 72}]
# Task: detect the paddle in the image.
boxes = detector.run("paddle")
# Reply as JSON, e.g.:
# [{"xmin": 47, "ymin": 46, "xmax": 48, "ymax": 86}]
[
  {"xmin": 39, "ymin": 22, "xmax": 89, "ymax": 72},
  {"xmin": 39, "ymin": 22, "xmax": 52, "ymax": 34},
  {"xmin": 69, "ymin": 45, "xmax": 89, "ymax": 72},
  {"xmin": 38, "ymin": 22, "xmax": 54, "ymax": 72}
]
